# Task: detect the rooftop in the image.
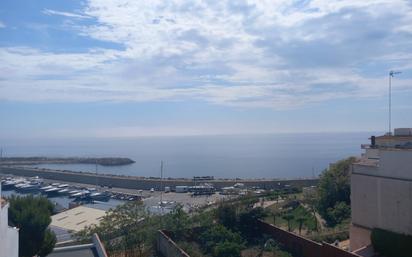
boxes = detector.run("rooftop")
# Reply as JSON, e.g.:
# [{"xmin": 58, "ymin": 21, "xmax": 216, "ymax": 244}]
[
  {"xmin": 353, "ymin": 158, "xmax": 379, "ymax": 167},
  {"xmin": 51, "ymin": 206, "xmax": 106, "ymax": 232}
]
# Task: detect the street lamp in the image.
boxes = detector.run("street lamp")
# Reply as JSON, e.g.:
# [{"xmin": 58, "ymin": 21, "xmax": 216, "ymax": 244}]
[{"xmin": 388, "ymin": 70, "xmax": 401, "ymax": 135}]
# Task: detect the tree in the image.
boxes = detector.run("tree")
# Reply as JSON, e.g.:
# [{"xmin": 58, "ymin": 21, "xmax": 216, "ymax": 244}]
[
  {"xmin": 8, "ymin": 195, "xmax": 56, "ymax": 257},
  {"xmin": 326, "ymin": 201, "xmax": 351, "ymax": 225},
  {"xmin": 238, "ymin": 207, "xmax": 268, "ymax": 240},
  {"xmin": 296, "ymin": 216, "xmax": 305, "ymax": 235},
  {"xmin": 76, "ymin": 201, "xmax": 152, "ymax": 256},
  {"xmin": 317, "ymin": 157, "xmax": 356, "ymax": 226},
  {"xmin": 163, "ymin": 205, "xmax": 190, "ymax": 239},
  {"xmin": 213, "ymin": 241, "xmax": 243, "ymax": 257},
  {"xmin": 282, "ymin": 214, "xmax": 294, "ymax": 232},
  {"xmin": 216, "ymin": 203, "xmax": 237, "ymax": 228},
  {"xmin": 199, "ymin": 224, "xmax": 244, "ymax": 256}
]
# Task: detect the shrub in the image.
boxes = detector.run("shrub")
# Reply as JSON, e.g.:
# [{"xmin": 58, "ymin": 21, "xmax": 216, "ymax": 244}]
[{"xmin": 371, "ymin": 228, "xmax": 412, "ymax": 257}]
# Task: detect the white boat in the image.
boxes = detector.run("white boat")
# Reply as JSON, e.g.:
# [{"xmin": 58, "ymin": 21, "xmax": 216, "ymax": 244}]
[
  {"xmin": 58, "ymin": 188, "xmax": 70, "ymax": 195},
  {"xmin": 44, "ymin": 187, "xmax": 60, "ymax": 197},
  {"xmin": 40, "ymin": 185, "xmax": 54, "ymax": 191},
  {"xmin": 70, "ymin": 190, "xmax": 90, "ymax": 198}
]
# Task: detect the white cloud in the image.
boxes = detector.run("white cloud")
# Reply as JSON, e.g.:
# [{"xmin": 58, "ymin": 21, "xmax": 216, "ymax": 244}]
[
  {"xmin": 43, "ymin": 9, "xmax": 91, "ymax": 19},
  {"xmin": 1, "ymin": 0, "xmax": 412, "ymax": 109}
]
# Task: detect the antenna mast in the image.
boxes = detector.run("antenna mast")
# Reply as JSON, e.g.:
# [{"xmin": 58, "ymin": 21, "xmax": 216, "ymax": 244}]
[
  {"xmin": 160, "ymin": 160, "xmax": 164, "ymax": 207},
  {"xmin": 389, "ymin": 70, "xmax": 401, "ymax": 134}
]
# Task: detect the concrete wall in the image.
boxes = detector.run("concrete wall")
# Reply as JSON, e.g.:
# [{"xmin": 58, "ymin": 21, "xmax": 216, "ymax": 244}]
[
  {"xmin": 379, "ymin": 149, "xmax": 412, "ymax": 180},
  {"xmin": 0, "ymin": 166, "xmax": 318, "ymax": 190},
  {"xmin": 351, "ymin": 173, "xmax": 412, "ymax": 235},
  {"xmin": 350, "ymin": 171, "xmax": 412, "ymax": 250},
  {"xmin": 156, "ymin": 230, "xmax": 190, "ymax": 257},
  {"xmin": 92, "ymin": 233, "xmax": 109, "ymax": 257},
  {"xmin": 258, "ymin": 220, "xmax": 361, "ymax": 257}
]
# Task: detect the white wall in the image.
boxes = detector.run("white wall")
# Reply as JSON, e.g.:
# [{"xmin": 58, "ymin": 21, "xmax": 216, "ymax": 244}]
[
  {"xmin": 0, "ymin": 203, "xmax": 19, "ymax": 257},
  {"xmin": 379, "ymin": 150, "xmax": 412, "ymax": 180},
  {"xmin": 351, "ymin": 173, "xmax": 412, "ymax": 235}
]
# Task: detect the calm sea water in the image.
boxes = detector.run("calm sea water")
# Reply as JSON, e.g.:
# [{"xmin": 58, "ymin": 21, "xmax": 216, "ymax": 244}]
[{"xmin": 1, "ymin": 133, "xmax": 374, "ymax": 179}]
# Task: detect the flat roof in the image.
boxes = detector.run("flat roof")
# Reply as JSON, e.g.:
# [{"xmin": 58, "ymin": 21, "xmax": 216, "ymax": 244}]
[
  {"xmin": 376, "ymin": 135, "xmax": 412, "ymax": 140},
  {"xmin": 51, "ymin": 206, "xmax": 106, "ymax": 232},
  {"xmin": 353, "ymin": 159, "xmax": 379, "ymax": 167}
]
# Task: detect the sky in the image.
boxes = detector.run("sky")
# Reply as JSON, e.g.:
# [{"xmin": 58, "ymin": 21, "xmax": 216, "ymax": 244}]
[{"xmin": 0, "ymin": 0, "xmax": 412, "ymax": 139}]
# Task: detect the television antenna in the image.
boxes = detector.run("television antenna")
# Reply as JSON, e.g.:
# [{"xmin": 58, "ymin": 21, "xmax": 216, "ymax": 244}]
[{"xmin": 388, "ymin": 70, "xmax": 401, "ymax": 135}]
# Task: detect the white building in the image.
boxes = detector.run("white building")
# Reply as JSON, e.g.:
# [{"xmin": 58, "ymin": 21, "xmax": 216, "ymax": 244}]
[
  {"xmin": 350, "ymin": 128, "xmax": 412, "ymax": 251},
  {"xmin": 0, "ymin": 184, "xmax": 19, "ymax": 257}
]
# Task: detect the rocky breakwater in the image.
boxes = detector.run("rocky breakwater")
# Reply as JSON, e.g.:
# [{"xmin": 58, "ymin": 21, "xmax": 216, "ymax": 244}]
[{"xmin": 0, "ymin": 157, "xmax": 135, "ymax": 166}]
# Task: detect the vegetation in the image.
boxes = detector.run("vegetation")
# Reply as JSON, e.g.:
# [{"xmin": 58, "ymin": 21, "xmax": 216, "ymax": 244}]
[
  {"xmin": 371, "ymin": 228, "xmax": 412, "ymax": 257},
  {"xmin": 266, "ymin": 203, "xmax": 317, "ymax": 234},
  {"xmin": 199, "ymin": 224, "xmax": 245, "ymax": 257},
  {"xmin": 317, "ymin": 157, "xmax": 356, "ymax": 226},
  {"xmin": 75, "ymin": 190, "xmax": 305, "ymax": 257},
  {"xmin": 76, "ymin": 201, "xmax": 155, "ymax": 256},
  {"xmin": 8, "ymin": 195, "xmax": 56, "ymax": 257}
]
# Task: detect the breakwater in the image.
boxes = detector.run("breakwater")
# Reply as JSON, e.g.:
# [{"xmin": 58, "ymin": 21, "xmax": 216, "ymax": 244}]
[
  {"xmin": 0, "ymin": 157, "xmax": 135, "ymax": 166},
  {"xmin": 0, "ymin": 166, "xmax": 318, "ymax": 190}
]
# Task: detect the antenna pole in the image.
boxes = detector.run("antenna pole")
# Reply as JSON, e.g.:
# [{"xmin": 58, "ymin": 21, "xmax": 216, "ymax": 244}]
[
  {"xmin": 160, "ymin": 160, "xmax": 163, "ymax": 208},
  {"xmin": 388, "ymin": 70, "xmax": 401, "ymax": 135},
  {"xmin": 95, "ymin": 159, "xmax": 98, "ymax": 188},
  {"xmin": 389, "ymin": 72, "xmax": 392, "ymax": 134}
]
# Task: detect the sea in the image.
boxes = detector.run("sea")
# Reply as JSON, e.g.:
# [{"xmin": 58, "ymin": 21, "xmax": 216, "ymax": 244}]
[{"xmin": 1, "ymin": 132, "xmax": 376, "ymax": 179}]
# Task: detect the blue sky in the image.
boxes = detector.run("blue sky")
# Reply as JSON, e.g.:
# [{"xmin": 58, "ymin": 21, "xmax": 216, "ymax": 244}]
[{"xmin": 0, "ymin": 0, "xmax": 412, "ymax": 139}]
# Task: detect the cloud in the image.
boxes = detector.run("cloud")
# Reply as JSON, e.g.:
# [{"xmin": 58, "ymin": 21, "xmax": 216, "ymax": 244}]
[
  {"xmin": 43, "ymin": 9, "xmax": 91, "ymax": 19},
  {"xmin": 1, "ymin": 0, "xmax": 412, "ymax": 109}
]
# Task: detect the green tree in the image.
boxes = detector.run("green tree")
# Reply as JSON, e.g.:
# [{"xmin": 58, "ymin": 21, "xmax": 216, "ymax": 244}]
[
  {"xmin": 213, "ymin": 241, "xmax": 243, "ymax": 257},
  {"xmin": 238, "ymin": 207, "xmax": 267, "ymax": 239},
  {"xmin": 199, "ymin": 224, "xmax": 244, "ymax": 254},
  {"xmin": 8, "ymin": 195, "xmax": 56, "ymax": 257},
  {"xmin": 296, "ymin": 216, "xmax": 305, "ymax": 235},
  {"xmin": 326, "ymin": 201, "xmax": 351, "ymax": 225},
  {"xmin": 76, "ymin": 201, "xmax": 153, "ymax": 256},
  {"xmin": 216, "ymin": 203, "xmax": 237, "ymax": 228},
  {"xmin": 282, "ymin": 214, "xmax": 294, "ymax": 232},
  {"xmin": 317, "ymin": 157, "xmax": 356, "ymax": 226},
  {"xmin": 163, "ymin": 205, "xmax": 190, "ymax": 239}
]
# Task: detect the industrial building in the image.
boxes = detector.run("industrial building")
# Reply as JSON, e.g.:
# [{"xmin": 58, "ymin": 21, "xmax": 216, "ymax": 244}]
[{"xmin": 350, "ymin": 128, "xmax": 412, "ymax": 251}]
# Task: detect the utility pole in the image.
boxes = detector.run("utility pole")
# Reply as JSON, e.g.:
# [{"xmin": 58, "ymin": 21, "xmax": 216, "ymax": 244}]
[{"xmin": 389, "ymin": 70, "xmax": 401, "ymax": 135}]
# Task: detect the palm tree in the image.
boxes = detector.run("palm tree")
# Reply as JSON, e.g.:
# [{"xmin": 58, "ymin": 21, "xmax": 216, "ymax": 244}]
[
  {"xmin": 282, "ymin": 214, "xmax": 294, "ymax": 232},
  {"xmin": 296, "ymin": 216, "xmax": 306, "ymax": 235}
]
